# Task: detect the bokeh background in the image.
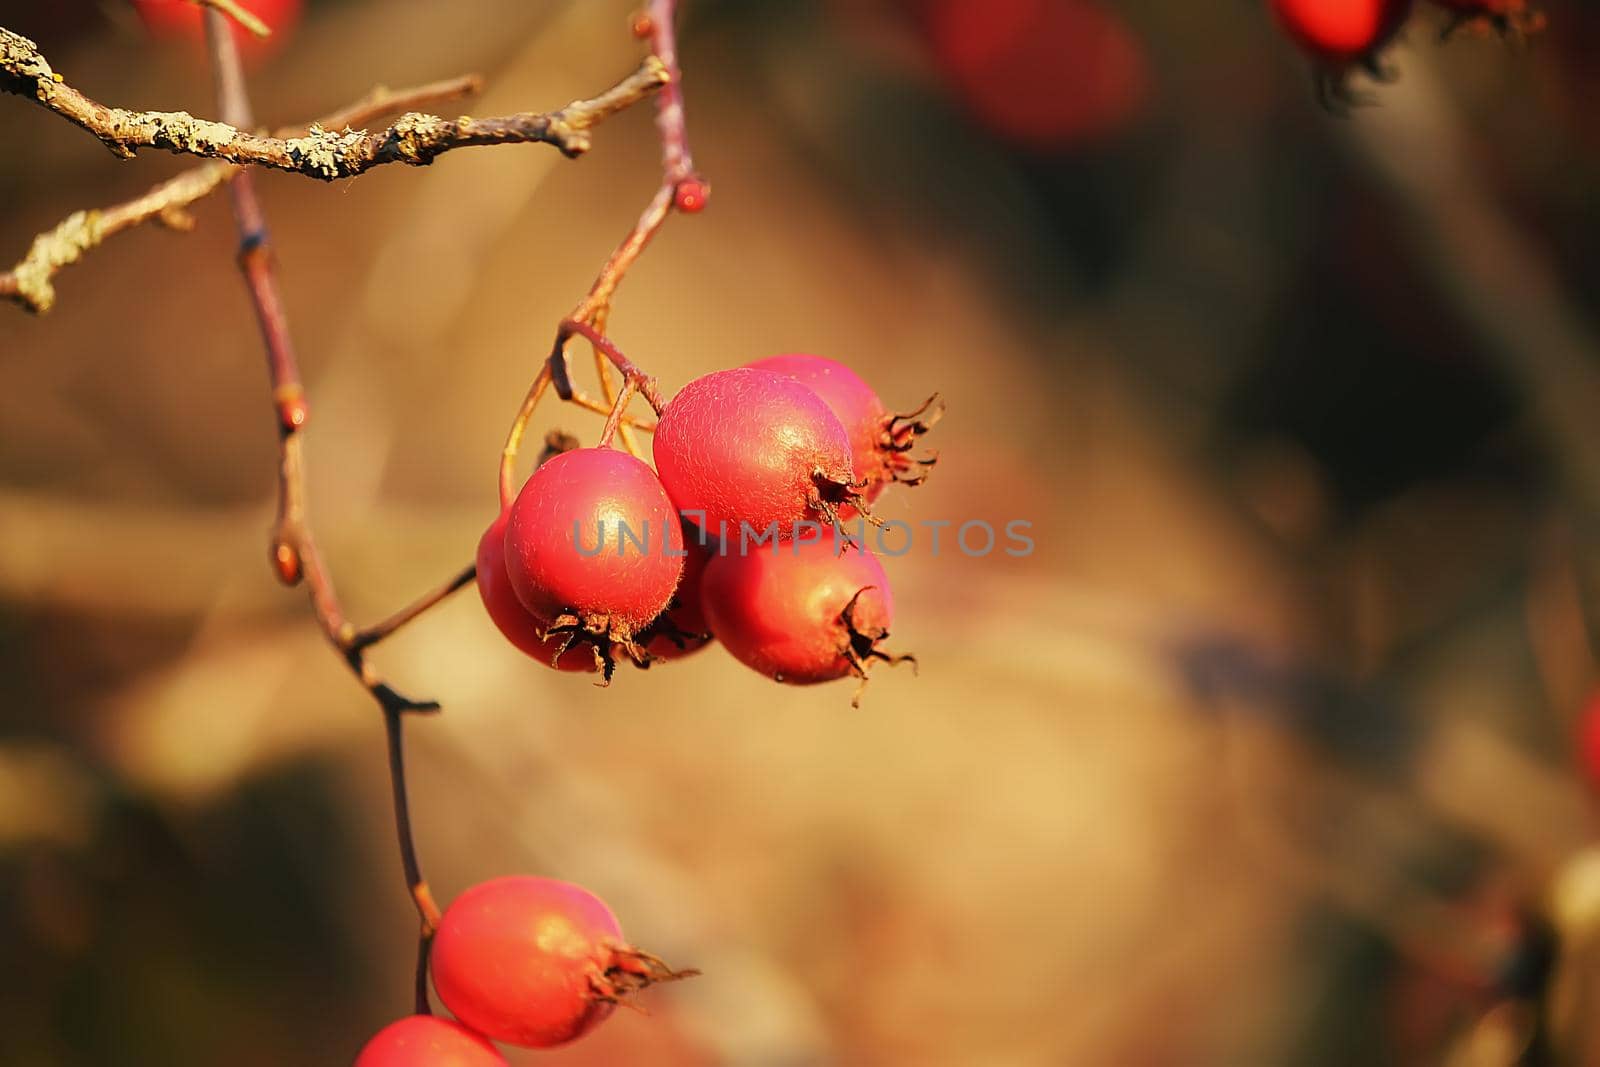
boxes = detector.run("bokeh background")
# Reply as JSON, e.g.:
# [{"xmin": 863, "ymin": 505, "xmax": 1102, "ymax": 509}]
[{"xmin": 3, "ymin": 0, "xmax": 1600, "ymax": 1063}]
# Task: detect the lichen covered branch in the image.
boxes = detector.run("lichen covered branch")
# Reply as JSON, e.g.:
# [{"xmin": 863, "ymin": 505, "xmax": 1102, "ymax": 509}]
[
  {"xmin": 1, "ymin": 74, "xmax": 484, "ymax": 313},
  {"xmin": 1, "ymin": 26, "xmax": 666, "ymax": 178}
]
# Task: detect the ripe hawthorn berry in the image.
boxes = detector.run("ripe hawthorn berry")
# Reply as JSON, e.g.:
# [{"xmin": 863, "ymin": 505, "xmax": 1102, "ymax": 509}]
[
  {"xmin": 701, "ymin": 536, "xmax": 914, "ymax": 705},
  {"xmin": 1270, "ymin": 0, "xmax": 1413, "ymax": 67},
  {"xmin": 920, "ymin": 0, "xmax": 1149, "ymax": 149},
  {"xmin": 746, "ymin": 354, "xmax": 943, "ymax": 504},
  {"xmin": 129, "ymin": 0, "xmax": 302, "ymax": 60},
  {"xmin": 352, "ymin": 1015, "xmax": 506, "ymax": 1067},
  {"xmin": 653, "ymin": 368, "xmax": 865, "ymax": 541},
  {"xmin": 476, "ymin": 513, "xmax": 597, "ymax": 674},
  {"xmin": 503, "ymin": 447, "xmax": 684, "ymax": 675},
  {"xmin": 430, "ymin": 876, "xmax": 693, "ymax": 1050}
]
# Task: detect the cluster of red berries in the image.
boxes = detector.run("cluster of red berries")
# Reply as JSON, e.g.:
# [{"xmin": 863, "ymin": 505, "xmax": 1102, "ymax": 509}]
[
  {"xmin": 355, "ymin": 876, "xmax": 691, "ymax": 1064},
  {"xmin": 478, "ymin": 354, "xmax": 940, "ymax": 702},
  {"xmin": 1270, "ymin": 0, "xmax": 1546, "ymax": 107}
]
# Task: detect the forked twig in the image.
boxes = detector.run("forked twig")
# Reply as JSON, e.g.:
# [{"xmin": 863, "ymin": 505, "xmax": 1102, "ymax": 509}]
[{"xmin": 1, "ymin": 74, "xmax": 485, "ymax": 313}]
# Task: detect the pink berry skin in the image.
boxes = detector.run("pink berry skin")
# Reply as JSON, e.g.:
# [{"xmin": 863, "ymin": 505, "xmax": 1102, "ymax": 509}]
[
  {"xmin": 503, "ymin": 447, "xmax": 684, "ymax": 637},
  {"xmin": 430, "ymin": 877, "xmax": 625, "ymax": 1049},
  {"xmin": 475, "ymin": 513, "xmax": 597, "ymax": 673},
  {"xmin": 745, "ymin": 354, "xmax": 896, "ymax": 503},
  {"xmin": 701, "ymin": 537, "xmax": 895, "ymax": 685},
  {"xmin": 653, "ymin": 368, "xmax": 859, "ymax": 540},
  {"xmin": 352, "ymin": 1015, "xmax": 507, "ymax": 1067}
]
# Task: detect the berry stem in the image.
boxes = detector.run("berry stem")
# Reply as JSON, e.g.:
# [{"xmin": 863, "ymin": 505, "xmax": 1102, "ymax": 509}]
[
  {"xmin": 383, "ymin": 703, "xmax": 441, "ymax": 1012},
  {"xmin": 589, "ymin": 305, "xmax": 643, "ymax": 458},
  {"xmin": 557, "ymin": 319, "xmax": 666, "ymax": 414},
  {"xmin": 501, "ymin": 0, "xmax": 700, "ymax": 479},
  {"xmin": 598, "ymin": 376, "xmax": 640, "ymax": 449},
  {"xmin": 500, "ymin": 361, "xmax": 556, "ymax": 511}
]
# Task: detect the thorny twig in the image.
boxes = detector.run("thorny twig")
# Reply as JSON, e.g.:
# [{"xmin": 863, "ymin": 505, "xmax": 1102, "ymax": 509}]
[
  {"xmin": 1, "ymin": 74, "xmax": 484, "ymax": 314},
  {"xmin": 0, "ymin": 25, "xmax": 666, "ymax": 178}
]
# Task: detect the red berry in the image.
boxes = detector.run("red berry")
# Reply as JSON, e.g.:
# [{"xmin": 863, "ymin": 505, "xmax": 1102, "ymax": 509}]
[
  {"xmin": 430, "ymin": 876, "xmax": 691, "ymax": 1050},
  {"xmin": 921, "ymin": 0, "xmax": 1149, "ymax": 149},
  {"xmin": 745, "ymin": 354, "xmax": 942, "ymax": 504},
  {"xmin": 639, "ymin": 533, "xmax": 715, "ymax": 662},
  {"xmin": 653, "ymin": 368, "xmax": 863, "ymax": 540},
  {"xmin": 353, "ymin": 1015, "xmax": 506, "ymax": 1067},
  {"xmin": 476, "ymin": 513, "xmax": 597, "ymax": 674},
  {"xmin": 1579, "ymin": 691, "xmax": 1600, "ymax": 791},
  {"xmin": 1269, "ymin": 0, "xmax": 1413, "ymax": 66},
  {"xmin": 130, "ymin": 0, "xmax": 302, "ymax": 59},
  {"xmin": 503, "ymin": 447, "xmax": 684, "ymax": 656},
  {"xmin": 701, "ymin": 537, "xmax": 913, "ymax": 702},
  {"xmin": 673, "ymin": 178, "xmax": 709, "ymax": 214}
]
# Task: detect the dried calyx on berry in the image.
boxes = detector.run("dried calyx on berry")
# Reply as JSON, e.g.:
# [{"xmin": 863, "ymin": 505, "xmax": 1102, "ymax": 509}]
[
  {"xmin": 700, "ymin": 538, "xmax": 915, "ymax": 707},
  {"xmin": 744, "ymin": 354, "xmax": 943, "ymax": 505},
  {"xmin": 654, "ymin": 367, "xmax": 874, "ymax": 539},
  {"xmin": 430, "ymin": 876, "xmax": 697, "ymax": 1050}
]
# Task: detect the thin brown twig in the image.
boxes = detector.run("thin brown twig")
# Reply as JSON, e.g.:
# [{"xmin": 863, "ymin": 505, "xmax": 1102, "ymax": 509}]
[
  {"xmin": 566, "ymin": 387, "xmax": 658, "ymax": 430},
  {"xmin": 1, "ymin": 74, "xmax": 484, "ymax": 314},
  {"xmin": 202, "ymin": 8, "xmax": 455, "ymax": 1015},
  {"xmin": 501, "ymin": 362, "xmax": 556, "ymax": 510},
  {"xmin": 570, "ymin": 0, "xmax": 700, "ymax": 323},
  {"xmin": 557, "ymin": 318, "xmax": 667, "ymax": 413},
  {"xmin": 592, "ymin": 306, "xmax": 642, "ymax": 458},
  {"xmin": 348, "ymin": 564, "xmax": 478, "ymax": 654},
  {"xmin": 598, "ymin": 377, "xmax": 640, "ymax": 449},
  {"xmin": 1, "ymin": 25, "xmax": 667, "ymax": 178}
]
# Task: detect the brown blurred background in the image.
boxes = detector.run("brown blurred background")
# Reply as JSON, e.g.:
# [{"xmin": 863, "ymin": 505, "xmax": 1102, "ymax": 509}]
[{"xmin": 4, "ymin": 0, "xmax": 1600, "ymax": 1063}]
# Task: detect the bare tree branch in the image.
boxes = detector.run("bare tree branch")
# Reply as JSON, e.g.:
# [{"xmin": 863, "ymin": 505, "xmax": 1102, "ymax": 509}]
[
  {"xmin": 0, "ymin": 74, "xmax": 489, "ymax": 313},
  {"xmin": 0, "ymin": 26, "xmax": 667, "ymax": 177}
]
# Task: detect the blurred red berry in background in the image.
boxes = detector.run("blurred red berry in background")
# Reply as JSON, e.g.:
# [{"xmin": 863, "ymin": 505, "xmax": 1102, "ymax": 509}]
[
  {"xmin": 1579, "ymin": 689, "xmax": 1600, "ymax": 791},
  {"xmin": 916, "ymin": 0, "xmax": 1150, "ymax": 151}
]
